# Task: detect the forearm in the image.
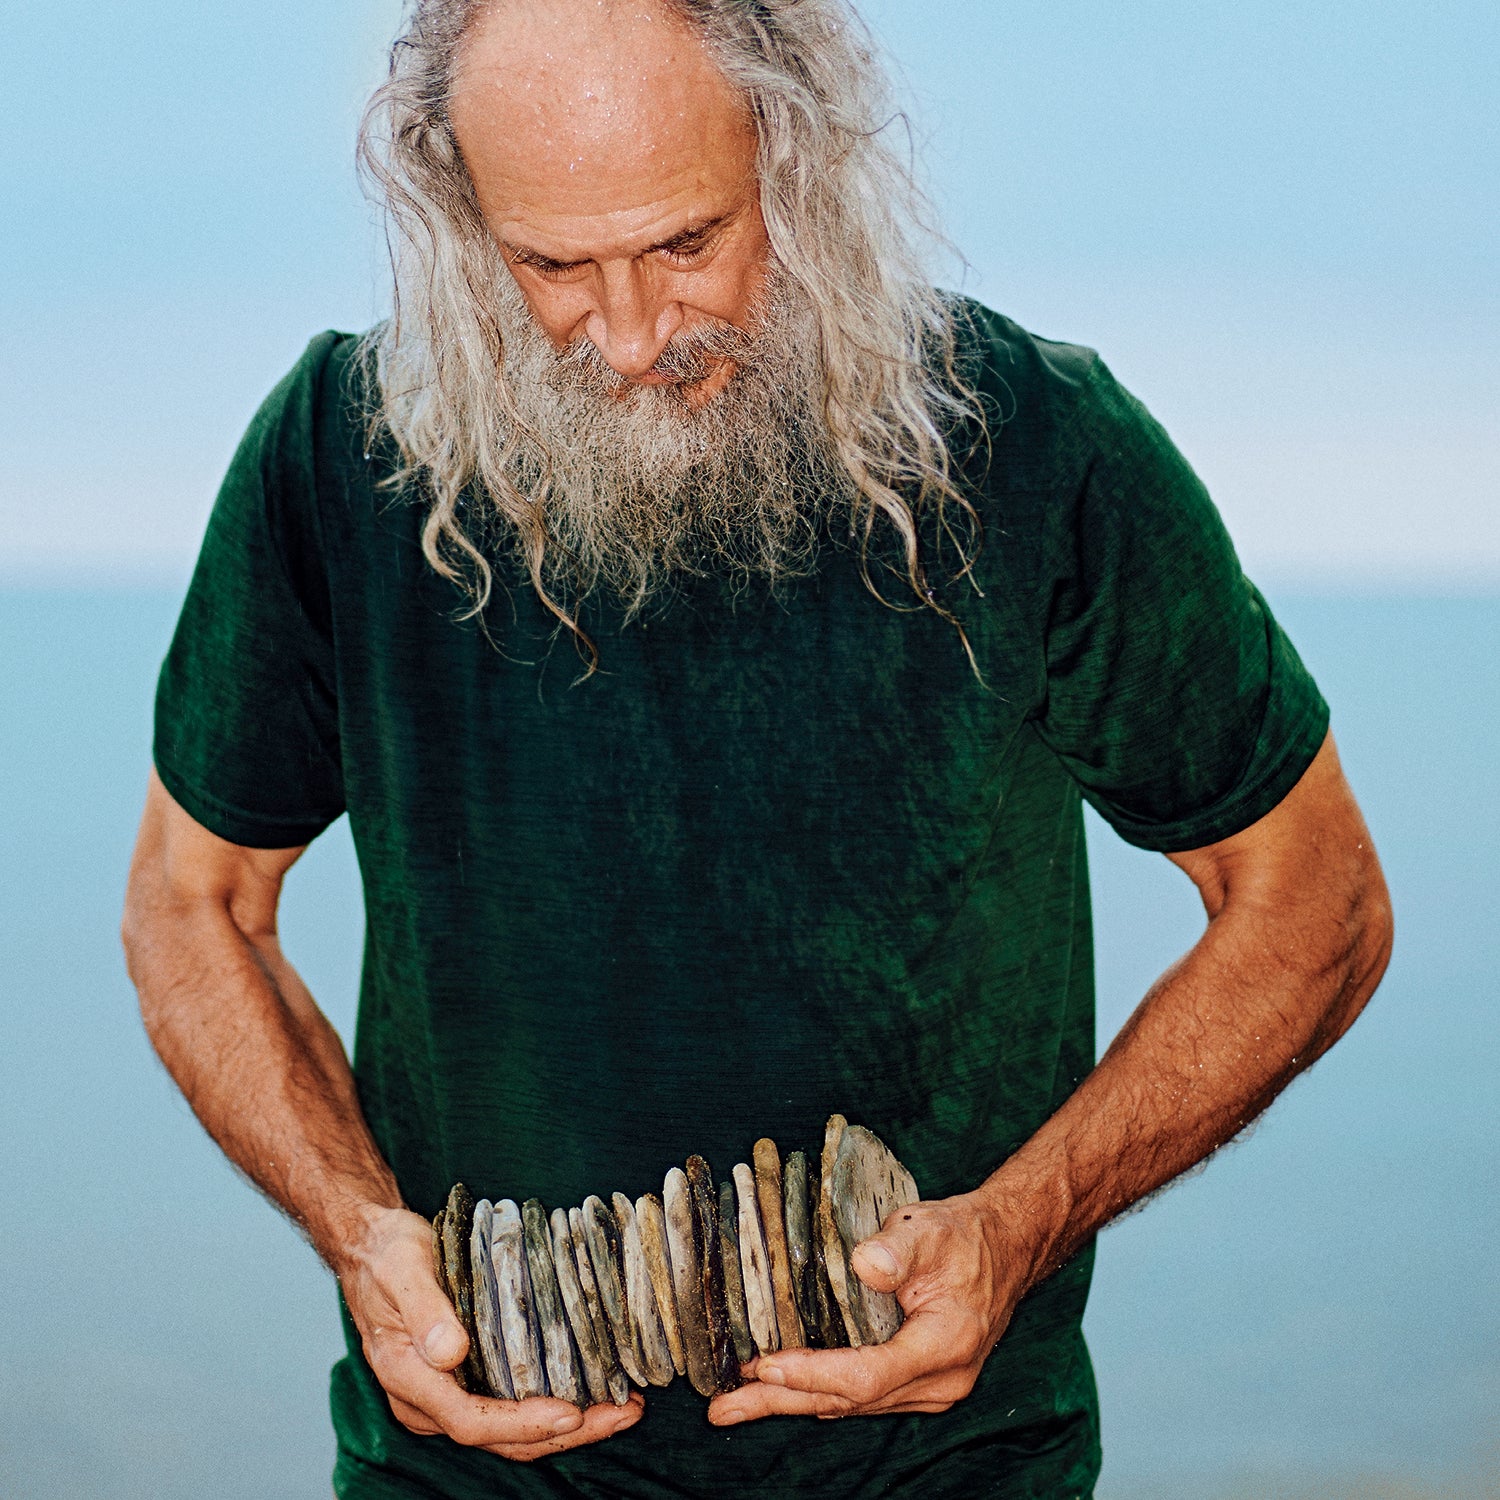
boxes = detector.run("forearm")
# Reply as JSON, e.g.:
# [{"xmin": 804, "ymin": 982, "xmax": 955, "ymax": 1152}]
[
  {"xmin": 980, "ymin": 850, "xmax": 1392, "ymax": 1290},
  {"xmin": 124, "ymin": 884, "xmax": 400, "ymax": 1271}
]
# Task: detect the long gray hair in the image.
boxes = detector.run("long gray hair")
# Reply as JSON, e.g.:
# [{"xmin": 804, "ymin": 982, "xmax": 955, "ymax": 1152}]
[{"xmin": 358, "ymin": 0, "xmax": 986, "ymax": 664}]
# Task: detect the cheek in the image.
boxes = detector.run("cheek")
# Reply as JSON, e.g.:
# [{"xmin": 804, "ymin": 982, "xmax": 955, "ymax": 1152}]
[
  {"xmin": 509, "ymin": 274, "xmax": 589, "ymax": 348},
  {"xmin": 681, "ymin": 242, "xmax": 772, "ymax": 329}
]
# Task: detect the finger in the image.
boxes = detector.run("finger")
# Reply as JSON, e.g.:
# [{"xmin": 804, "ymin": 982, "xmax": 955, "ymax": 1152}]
[
  {"xmin": 753, "ymin": 1309, "xmax": 962, "ymax": 1405},
  {"xmin": 372, "ymin": 1336, "xmax": 589, "ymax": 1446},
  {"xmin": 715, "ymin": 1358, "xmax": 976, "ymax": 1425},
  {"xmin": 708, "ymin": 1384, "xmax": 856, "ymax": 1425},
  {"xmin": 483, "ymin": 1396, "xmax": 645, "ymax": 1461},
  {"xmin": 382, "ymin": 1238, "xmax": 472, "ymax": 1372},
  {"xmin": 848, "ymin": 1207, "xmax": 933, "ymax": 1297},
  {"xmin": 387, "ymin": 1394, "xmax": 443, "ymax": 1435}
]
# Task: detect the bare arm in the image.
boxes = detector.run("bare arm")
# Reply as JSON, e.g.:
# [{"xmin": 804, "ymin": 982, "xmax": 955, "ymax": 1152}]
[
  {"xmin": 710, "ymin": 730, "xmax": 1394, "ymax": 1422},
  {"xmin": 122, "ymin": 770, "xmax": 642, "ymax": 1457}
]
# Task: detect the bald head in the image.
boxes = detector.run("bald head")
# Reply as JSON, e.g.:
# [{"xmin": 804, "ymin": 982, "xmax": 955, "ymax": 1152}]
[{"xmin": 448, "ymin": 0, "xmax": 770, "ymax": 396}]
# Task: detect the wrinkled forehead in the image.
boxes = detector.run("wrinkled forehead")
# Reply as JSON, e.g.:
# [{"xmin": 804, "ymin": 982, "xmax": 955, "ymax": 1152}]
[{"xmin": 449, "ymin": 0, "xmax": 755, "ymax": 202}]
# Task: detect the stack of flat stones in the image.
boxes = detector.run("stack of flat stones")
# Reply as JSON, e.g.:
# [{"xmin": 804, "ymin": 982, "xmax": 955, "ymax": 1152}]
[{"xmin": 431, "ymin": 1115, "xmax": 919, "ymax": 1404}]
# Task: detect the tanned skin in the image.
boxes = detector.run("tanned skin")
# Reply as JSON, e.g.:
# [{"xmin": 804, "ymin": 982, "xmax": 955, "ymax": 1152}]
[{"xmin": 123, "ymin": 0, "xmax": 1393, "ymax": 1465}]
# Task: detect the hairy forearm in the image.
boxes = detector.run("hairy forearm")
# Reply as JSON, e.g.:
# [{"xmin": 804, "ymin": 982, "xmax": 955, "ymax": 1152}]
[
  {"xmin": 981, "ymin": 847, "xmax": 1393, "ymax": 1290},
  {"xmin": 124, "ymin": 887, "xmax": 400, "ymax": 1270}
]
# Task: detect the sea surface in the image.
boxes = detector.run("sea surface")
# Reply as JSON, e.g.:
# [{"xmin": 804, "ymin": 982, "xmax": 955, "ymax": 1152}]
[{"xmin": 1, "ymin": 589, "xmax": 1495, "ymax": 1499}]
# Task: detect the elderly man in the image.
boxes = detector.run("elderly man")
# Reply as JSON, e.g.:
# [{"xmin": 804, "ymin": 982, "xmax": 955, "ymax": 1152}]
[{"xmin": 122, "ymin": 0, "xmax": 1392, "ymax": 1496}]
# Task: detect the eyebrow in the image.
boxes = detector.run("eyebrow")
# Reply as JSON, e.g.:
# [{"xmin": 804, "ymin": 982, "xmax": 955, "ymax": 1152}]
[{"xmin": 503, "ymin": 212, "xmax": 735, "ymax": 271}]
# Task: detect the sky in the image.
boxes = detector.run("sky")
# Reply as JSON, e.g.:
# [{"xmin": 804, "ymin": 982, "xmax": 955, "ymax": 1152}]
[{"xmin": 1, "ymin": 0, "xmax": 1496, "ymax": 586}]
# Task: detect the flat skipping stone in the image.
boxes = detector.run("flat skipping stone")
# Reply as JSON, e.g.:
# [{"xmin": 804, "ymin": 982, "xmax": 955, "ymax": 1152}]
[
  {"xmin": 687, "ymin": 1155, "xmax": 742, "ymax": 1394},
  {"xmin": 471, "ymin": 1200, "xmax": 514, "ymax": 1399},
  {"xmin": 612, "ymin": 1193, "xmax": 674, "ymax": 1388},
  {"xmin": 492, "ymin": 1199, "xmax": 548, "ymax": 1399},
  {"xmin": 718, "ymin": 1180, "xmax": 755, "ymax": 1364},
  {"xmin": 567, "ymin": 1206, "xmax": 631, "ymax": 1405},
  {"xmin": 830, "ymin": 1125, "xmax": 918, "ymax": 1345},
  {"xmin": 664, "ymin": 1167, "xmax": 716, "ymax": 1396},
  {"xmin": 441, "ymin": 1183, "xmax": 487, "ymax": 1392},
  {"xmin": 636, "ymin": 1192, "xmax": 686, "ymax": 1377},
  {"xmin": 582, "ymin": 1195, "xmax": 649, "ymax": 1389},
  {"xmin": 818, "ymin": 1116, "xmax": 865, "ymax": 1346},
  {"xmin": 753, "ymin": 1139, "xmax": 804, "ymax": 1350},
  {"xmin": 733, "ymin": 1161, "xmax": 780, "ymax": 1355}
]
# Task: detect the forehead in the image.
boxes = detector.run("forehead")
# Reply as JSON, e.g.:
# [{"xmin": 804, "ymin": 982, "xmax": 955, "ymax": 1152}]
[{"xmin": 449, "ymin": 0, "xmax": 756, "ymax": 225}]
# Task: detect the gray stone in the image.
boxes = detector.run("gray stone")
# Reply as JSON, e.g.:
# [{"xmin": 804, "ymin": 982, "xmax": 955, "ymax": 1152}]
[
  {"xmin": 611, "ymin": 1193, "xmax": 674, "ymax": 1387},
  {"xmin": 753, "ymin": 1139, "xmax": 804, "ymax": 1349},
  {"xmin": 817, "ymin": 1115, "xmax": 865, "ymax": 1346},
  {"xmin": 782, "ymin": 1151, "xmax": 816, "ymax": 1343},
  {"xmin": 491, "ymin": 1199, "xmax": 548, "ymax": 1399},
  {"xmin": 549, "ymin": 1207, "xmax": 609, "ymax": 1406},
  {"xmin": 567, "ymin": 1207, "xmax": 631, "ymax": 1405},
  {"xmin": 718, "ymin": 1180, "xmax": 755, "ymax": 1364},
  {"xmin": 522, "ymin": 1199, "xmax": 586, "ymax": 1406},
  {"xmin": 470, "ymin": 1201, "xmax": 515, "ymax": 1399},
  {"xmin": 830, "ymin": 1124, "xmax": 919, "ymax": 1345},
  {"xmin": 733, "ymin": 1161, "xmax": 780, "ymax": 1355},
  {"xmin": 663, "ymin": 1167, "xmax": 716, "ymax": 1396},
  {"xmin": 635, "ymin": 1193, "xmax": 686, "ymax": 1377},
  {"xmin": 581, "ymin": 1195, "xmax": 650, "ymax": 1389}
]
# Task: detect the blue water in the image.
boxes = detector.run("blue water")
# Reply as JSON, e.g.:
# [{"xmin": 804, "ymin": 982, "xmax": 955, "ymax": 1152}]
[{"xmin": 2, "ymin": 590, "xmax": 1496, "ymax": 1499}]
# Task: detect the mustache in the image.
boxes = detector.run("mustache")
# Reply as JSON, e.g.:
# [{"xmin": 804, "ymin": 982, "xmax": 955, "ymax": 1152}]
[{"xmin": 547, "ymin": 317, "xmax": 760, "ymax": 399}]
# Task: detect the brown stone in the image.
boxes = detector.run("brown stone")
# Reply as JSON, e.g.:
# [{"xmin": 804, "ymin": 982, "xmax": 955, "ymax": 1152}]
[
  {"xmin": 611, "ymin": 1193, "xmax": 674, "ymax": 1387},
  {"xmin": 635, "ymin": 1193, "xmax": 686, "ymax": 1377},
  {"xmin": 687, "ymin": 1155, "xmax": 742, "ymax": 1394},
  {"xmin": 663, "ymin": 1166, "xmax": 716, "ymax": 1396},
  {"xmin": 753, "ymin": 1139, "xmax": 804, "ymax": 1349}
]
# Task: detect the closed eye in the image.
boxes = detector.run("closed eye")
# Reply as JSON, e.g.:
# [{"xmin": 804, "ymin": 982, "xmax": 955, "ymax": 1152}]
[
  {"xmin": 653, "ymin": 219, "xmax": 728, "ymax": 266},
  {"xmin": 507, "ymin": 246, "xmax": 588, "ymax": 278}
]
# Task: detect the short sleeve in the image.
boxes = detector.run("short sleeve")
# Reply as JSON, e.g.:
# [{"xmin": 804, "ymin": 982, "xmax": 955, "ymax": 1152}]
[
  {"xmin": 1034, "ymin": 358, "xmax": 1329, "ymax": 853},
  {"xmin": 153, "ymin": 333, "xmax": 347, "ymax": 848}
]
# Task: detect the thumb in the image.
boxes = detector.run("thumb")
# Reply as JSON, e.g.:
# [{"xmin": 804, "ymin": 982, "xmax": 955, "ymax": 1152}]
[
  {"xmin": 397, "ymin": 1241, "xmax": 470, "ymax": 1370},
  {"xmin": 850, "ymin": 1214, "xmax": 926, "ymax": 1296},
  {"xmin": 415, "ymin": 1296, "xmax": 469, "ymax": 1370}
]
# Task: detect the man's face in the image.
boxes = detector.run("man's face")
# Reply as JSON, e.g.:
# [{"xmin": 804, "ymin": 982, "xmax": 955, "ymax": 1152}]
[{"xmin": 448, "ymin": 0, "xmax": 771, "ymax": 411}]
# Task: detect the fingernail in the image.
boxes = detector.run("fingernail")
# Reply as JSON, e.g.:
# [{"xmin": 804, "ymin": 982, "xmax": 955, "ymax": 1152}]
[
  {"xmin": 423, "ymin": 1324, "xmax": 464, "ymax": 1364},
  {"xmin": 862, "ymin": 1244, "xmax": 899, "ymax": 1279},
  {"xmin": 716, "ymin": 1408, "xmax": 745, "ymax": 1425},
  {"xmin": 552, "ymin": 1414, "xmax": 583, "ymax": 1434},
  {"xmin": 759, "ymin": 1364, "xmax": 785, "ymax": 1386}
]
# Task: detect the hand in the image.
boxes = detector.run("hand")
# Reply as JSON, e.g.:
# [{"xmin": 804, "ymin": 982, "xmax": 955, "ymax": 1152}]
[
  {"xmin": 336, "ymin": 1206, "xmax": 645, "ymax": 1462},
  {"xmin": 706, "ymin": 1190, "xmax": 1028, "ymax": 1424}
]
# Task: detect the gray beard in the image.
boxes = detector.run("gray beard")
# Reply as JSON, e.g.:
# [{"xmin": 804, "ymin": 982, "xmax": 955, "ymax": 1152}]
[{"xmin": 491, "ymin": 267, "xmax": 848, "ymax": 617}]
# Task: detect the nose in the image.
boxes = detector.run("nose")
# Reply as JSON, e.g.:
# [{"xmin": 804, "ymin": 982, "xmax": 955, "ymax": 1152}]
[{"xmin": 584, "ymin": 260, "xmax": 684, "ymax": 380}]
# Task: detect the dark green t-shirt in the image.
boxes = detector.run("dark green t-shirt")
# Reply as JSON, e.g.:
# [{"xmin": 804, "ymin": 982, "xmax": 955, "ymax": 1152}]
[{"xmin": 154, "ymin": 302, "xmax": 1328, "ymax": 1500}]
